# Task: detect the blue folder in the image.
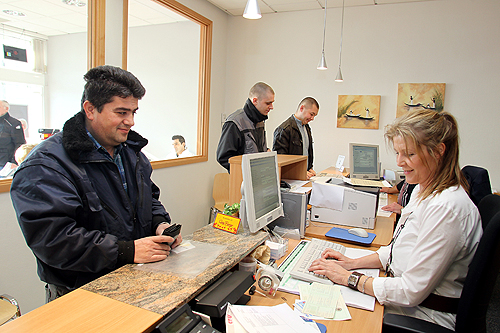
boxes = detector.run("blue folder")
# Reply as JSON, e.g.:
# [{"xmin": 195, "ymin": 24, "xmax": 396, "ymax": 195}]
[{"xmin": 325, "ymin": 226, "xmax": 376, "ymax": 245}]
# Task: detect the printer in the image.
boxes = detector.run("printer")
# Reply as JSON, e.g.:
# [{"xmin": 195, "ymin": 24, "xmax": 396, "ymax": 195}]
[{"xmin": 310, "ymin": 178, "xmax": 379, "ymax": 229}]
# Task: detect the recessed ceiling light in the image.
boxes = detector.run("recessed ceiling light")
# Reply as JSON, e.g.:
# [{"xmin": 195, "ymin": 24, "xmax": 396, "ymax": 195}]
[
  {"xmin": 62, "ymin": 0, "xmax": 86, "ymax": 7},
  {"xmin": 2, "ymin": 10, "xmax": 26, "ymax": 17}
]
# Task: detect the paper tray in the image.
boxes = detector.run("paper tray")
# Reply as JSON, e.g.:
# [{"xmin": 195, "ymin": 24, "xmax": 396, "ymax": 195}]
[{"xmin": 325, "ymin": 227, "xmax": 376, "ymax": 245}]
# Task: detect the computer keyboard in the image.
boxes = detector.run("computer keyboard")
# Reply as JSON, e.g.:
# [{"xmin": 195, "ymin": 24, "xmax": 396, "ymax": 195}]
[
  {"xmin": 289, "ymin": 238, "xmax": 346, "ymax": 285},
  {"xmin": 347, "ymin": 178, "xmax": 386, "ymax": 187}
]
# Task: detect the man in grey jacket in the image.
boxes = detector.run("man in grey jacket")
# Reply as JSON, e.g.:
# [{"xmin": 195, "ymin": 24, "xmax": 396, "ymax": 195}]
[{"xmin": 216, "ymin": 82, "xmax": 275, "ymax": 172}]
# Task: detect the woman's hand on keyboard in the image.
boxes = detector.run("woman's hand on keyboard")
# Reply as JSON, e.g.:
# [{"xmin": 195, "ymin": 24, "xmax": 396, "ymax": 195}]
[
  {"xmin": 308, "ymin": 258, "xmax": 351, "ymax": 286},
  {"xmin": 321, "ymin": 249, "xmax": 355, "ymax": 270}
]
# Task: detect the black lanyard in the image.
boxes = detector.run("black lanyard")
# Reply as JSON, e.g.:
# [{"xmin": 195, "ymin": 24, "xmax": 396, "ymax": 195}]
[{"xmin": 386, "ymin": 212, "xmax": 413, "ymax": 277}]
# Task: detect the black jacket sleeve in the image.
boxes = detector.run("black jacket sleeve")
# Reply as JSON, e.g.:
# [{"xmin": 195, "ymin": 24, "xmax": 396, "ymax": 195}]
[
  {"xmin": 272, "ymin": 125, "xmax": 291, "ymax": 155},
  {"xmin": 216, "ymin": 121, "xmax": 244, "ymax": 172}
]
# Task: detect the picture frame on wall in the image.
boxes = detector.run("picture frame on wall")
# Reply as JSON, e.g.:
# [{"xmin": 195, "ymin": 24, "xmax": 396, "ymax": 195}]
[
  {"xmin": 397, "ymin": 83, "xmax": 445, "ymax": 118},
  {"xmin": 337, "ymin": 95, "xmax": 381, "ymax": 129}
]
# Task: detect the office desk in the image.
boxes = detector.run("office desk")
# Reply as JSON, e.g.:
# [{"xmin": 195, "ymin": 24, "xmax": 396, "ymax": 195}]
[
  {"xmin": 246, "ymin": 238, "xmax": 384, "ymax": 333},
  {"xmin": 0, "ymin": 225, "xmax": 268, "ymax": 333},
  {"xmin": 82, "ymin": 225, "xmax": 268, "ymax": 315},
  {"xmin": 305, "ymin": 215, "xmax": 394, "ymax": 248}
]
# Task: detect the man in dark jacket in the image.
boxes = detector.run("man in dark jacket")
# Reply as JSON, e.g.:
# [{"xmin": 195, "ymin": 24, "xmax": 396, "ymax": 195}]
[
  {"xmin": 273, "ymin": 97, "xmax": 319, "ymax": 179},
  {"xmin": 0, "ymin": 100, "xmax": 26, "ymax": 168},
  {"xmin": 10, "ymin": 66, "xmax": 182, "ymax": 302},
  {"xmin": 216, "ymin": 82, "xmax": 274, "ymax": 172}
]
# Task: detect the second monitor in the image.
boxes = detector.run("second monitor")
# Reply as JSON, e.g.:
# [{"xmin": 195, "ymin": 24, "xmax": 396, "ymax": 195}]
[{"xmin": 349, "ymin": 143, "xmax": 380, "ymax": 180}]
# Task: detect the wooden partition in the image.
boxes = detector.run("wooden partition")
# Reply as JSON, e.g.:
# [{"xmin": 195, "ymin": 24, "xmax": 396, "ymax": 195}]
[{"xmin": 228, "ymin": 154, "xmax": 307, "ymax": 205}]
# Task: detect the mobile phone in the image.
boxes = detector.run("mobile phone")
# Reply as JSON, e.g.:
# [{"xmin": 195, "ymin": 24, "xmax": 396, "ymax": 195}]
[{"xmin": 162, "ymin": 223, "xmax": 181, "ymax": 246}]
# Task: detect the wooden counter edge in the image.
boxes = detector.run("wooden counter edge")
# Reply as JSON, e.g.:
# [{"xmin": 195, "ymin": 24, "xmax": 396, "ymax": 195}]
[{"xmin": 0, "ymin": 289, "xmax": 163, "ymax": 333}]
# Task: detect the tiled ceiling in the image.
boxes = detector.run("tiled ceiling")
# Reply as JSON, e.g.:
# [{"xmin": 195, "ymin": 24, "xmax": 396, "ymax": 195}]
[
  {"xmin": 206, "ymin": 0, "xmax": 439, "ymax": 16},
  {"xmin": 0, "ymin": 0, "xmax": 187, "ymax": 37},
  {"xmin": 0, "ymin": 0, "xmax": 438, "ymax": 37}
]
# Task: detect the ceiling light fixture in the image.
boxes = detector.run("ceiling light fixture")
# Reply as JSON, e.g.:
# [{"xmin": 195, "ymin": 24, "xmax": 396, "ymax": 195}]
[
  {"xmin": 2, "ymin": 10, "xmax": 26, "ymax": 17},
  {"xmin": 62, "ymin": 0, "xmax": 86, "ymax": 7},
  {"xmin": 335, "ymin": 0, "xmax": 345, "ymax": 82},
  {"xmin": 243, "ymin": 0, "xmax": 262, "ymax": 19},
  {"xmin": 317, "ymin": 0, "xmax": 328, "ymax": 70}
]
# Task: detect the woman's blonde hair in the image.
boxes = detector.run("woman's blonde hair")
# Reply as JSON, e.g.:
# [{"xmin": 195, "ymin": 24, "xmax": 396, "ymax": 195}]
[{"xmin": 384, "ymin": 109, "xmax": 467, "ymax": 200}]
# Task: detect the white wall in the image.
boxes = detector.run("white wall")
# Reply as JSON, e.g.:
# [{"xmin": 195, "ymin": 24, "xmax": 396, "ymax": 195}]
[{"xmin": 224, "ymin": 0, "xmax": 500, "ymax": 191}]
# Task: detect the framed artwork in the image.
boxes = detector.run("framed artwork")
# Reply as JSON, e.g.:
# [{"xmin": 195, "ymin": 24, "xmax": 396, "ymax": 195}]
[
  {"xmin": 397, "ymin": 83, "xmax": 445, "ymax": 118},
  {"xmin": 337, "ymin": 95, "xmax": 381, "ymax": 129}
]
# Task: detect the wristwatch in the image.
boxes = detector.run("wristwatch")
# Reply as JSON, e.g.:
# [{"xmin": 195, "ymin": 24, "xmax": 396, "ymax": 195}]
[{"xmin": 347, "ymin": 272, "xmax": 364, "ymax": 290}]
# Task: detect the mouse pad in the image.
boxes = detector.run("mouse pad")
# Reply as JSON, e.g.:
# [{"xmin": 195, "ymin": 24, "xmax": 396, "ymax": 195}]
[{"xmin": 325, "ymin": 227, "xmax": 376, "ymax": 245}]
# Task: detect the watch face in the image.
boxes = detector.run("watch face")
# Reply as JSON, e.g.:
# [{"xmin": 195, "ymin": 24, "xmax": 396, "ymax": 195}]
[{"xmin": 348, "ymin": 272, "xmax": 361, "ymax": 289}]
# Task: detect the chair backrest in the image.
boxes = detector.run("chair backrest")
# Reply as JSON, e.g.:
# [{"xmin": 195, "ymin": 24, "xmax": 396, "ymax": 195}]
[
  {"xmin": 462, "ymin": 165, "xmax": 492, "ymax": 207},
  {"xmin": 455, "ymin": 194, "xmax": 500, "ymax": 333},
  {"xmin": 212, "ymin": 173, "xmax": 229, "ymax": 211}
]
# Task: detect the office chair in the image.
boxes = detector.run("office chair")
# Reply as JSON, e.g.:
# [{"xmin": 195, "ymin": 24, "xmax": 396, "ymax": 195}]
[
  {"xmin": 382, "ymin": 193, "xmax": 500, "ymax": 333},
  {"xmin": 462, "ymin": 165, "xmax": 492, "ymax": 206},
  {"xmin": 0, "ymin": 294, "xmax": 21, "ymax": 325}
]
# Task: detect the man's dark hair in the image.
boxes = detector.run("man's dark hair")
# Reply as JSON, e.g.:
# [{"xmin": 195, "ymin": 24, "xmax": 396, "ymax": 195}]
[
  {"xmin": 80, "ymin": 65, "xmax": 146, "ymax": 113},
  {"xmin": 298, "ymin": 97, "xmax": 319, "ymax": 110},
  {"xmin": 172, "ymin": 135, "xmax": 185, "ymax": 144}
]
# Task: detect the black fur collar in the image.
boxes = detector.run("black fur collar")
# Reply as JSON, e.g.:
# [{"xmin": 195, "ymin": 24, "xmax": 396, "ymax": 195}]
[{"xmin": 62, "ymin": 112, "xmax": 148, "ymax": 161}]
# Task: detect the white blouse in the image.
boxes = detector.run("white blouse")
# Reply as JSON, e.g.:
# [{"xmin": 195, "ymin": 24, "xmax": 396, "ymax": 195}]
[{"xmin": 372, "ymin": 185, "xmax": 482, "ymax": 329}]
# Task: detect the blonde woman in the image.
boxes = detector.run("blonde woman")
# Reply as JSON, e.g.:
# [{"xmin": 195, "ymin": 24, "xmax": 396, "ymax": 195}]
[{"xmin": 309, "ymin": 110, "xmax": 482, "ymax": 330}]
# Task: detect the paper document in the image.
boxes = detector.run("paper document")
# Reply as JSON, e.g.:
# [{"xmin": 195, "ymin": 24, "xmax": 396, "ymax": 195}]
[
  {"xmin": 299, "ymin": 283, "xmax": 340, "ymax": 319},
  {"xmin": 309, "ymin": 182, "xmax": 344, "ymax": 211},
  {"xmin": 226, "ymin": 303, "xmax": 319, "ymax": 333},
  {"xmin": 294, "ymin": 296, "xmax": 351, "ymax": 321},
  {"xmin": 343, "ymin": 177, "xmax": 391, "ymax": 188},
  {"xmin": 377, "ymin": 192, "xmax": 394, "ymax": 217}
]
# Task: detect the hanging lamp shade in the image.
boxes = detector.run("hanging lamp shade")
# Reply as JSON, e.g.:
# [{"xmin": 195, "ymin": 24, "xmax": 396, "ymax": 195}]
[
  {"xmin": 317, "ymin": 0, "xmax": 328, "ymax": 70},
  {"xmin": 243, "ymin": 0, "xmax": 262, "ymax": 19},
  {"xmin": 317, "ymin": 51, "xmax": 327, "ymax": 70},
  {"xmin": 335, "ymin": 67, "xmax": 343, "ymax": 82}
]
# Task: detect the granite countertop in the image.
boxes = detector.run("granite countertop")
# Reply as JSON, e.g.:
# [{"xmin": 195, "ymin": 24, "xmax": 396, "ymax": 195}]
[{"xmin": 82, "ymin": 224, "xmax": 267, "ymax": 315}]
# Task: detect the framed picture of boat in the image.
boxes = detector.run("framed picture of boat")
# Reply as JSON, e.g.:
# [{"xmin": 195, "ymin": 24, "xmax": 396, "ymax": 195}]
[
  {"xmin": 337, "ymin": 95, "xmax": 381, "ymax": 129},
  {"xmin": 397, "ymin": 83, "xmax": 445, "ymax": 118}
]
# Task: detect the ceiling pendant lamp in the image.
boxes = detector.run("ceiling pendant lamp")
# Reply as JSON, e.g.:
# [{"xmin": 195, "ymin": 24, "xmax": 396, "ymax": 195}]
[
  {"xmin": 243, "ymin": 0, "xmax": 262, "ymax": 19},
  {"xmin": 335, "ymin": 0, "xmax": 345, "ymax": 82},
  {"xmin": 317, "ymin": 0, "xmax": 328, "ymax": 70}
]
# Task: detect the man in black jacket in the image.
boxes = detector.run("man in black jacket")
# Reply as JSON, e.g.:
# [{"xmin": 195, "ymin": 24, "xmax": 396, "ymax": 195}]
[
  {"xmin": 0, "ymin": 100, "xmax": 26, "ymax": 168},
  {"xmin": 11, "ymin": 66, "xmax": 182, "ymax": 302},
  {"xmin": 273, "ymin": 97, "xmax": 319, "ymax": 179},
  {"xmin": 216, "ymin": 82, "xmax": 274, "ymax": 172}
]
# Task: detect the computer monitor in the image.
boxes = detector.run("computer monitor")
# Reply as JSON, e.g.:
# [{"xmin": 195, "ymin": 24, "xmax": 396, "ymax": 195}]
[
  {"xmin": 349, "ymin": 143, "xmax": 380, "ymax": 180},
  {"xmin": 240, "ymin": 151, "xmax": 284, "ymax": 233}
]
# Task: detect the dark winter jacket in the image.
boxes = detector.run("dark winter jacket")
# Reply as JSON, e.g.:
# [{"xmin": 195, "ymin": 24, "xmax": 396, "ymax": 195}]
[
  {"xmin": 273, "ymin": 115, "xmax": 314, "ymax": 171},
  {"xmin": 0, "ymin": 112, "xmax": 25, "ymax": 167},
  {"xmin": 11, "ymin": 112, "xmax": 170, "ymax": 289}
]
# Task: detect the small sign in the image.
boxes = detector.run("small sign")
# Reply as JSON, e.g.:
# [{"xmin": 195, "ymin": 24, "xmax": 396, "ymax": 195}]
[
  {"xmin": 335, "ymin": 155, "xmax": 345, "ymax": 169},
  {"xmin": 213, "ymin": 213, "xmax": 240, "ymax": 234},
  {"xmin": 3, "ymin": 45, "xmax": 27, "ymax": 62}
]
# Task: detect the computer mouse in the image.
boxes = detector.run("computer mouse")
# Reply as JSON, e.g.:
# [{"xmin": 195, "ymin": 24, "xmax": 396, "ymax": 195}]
[{"xmin": 348, "ymin": 227, "xmax": 369, "ymax": 238}]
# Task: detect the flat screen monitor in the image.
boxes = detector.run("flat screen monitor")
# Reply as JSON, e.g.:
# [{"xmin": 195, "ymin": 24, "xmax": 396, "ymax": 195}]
[
  {"xmin": 349, "ymin": 143, "xmax": 380, "ymax": 180},
  {"xmin": 241, "ymin": 151, "xmax": 284, "ymax": 233}
]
